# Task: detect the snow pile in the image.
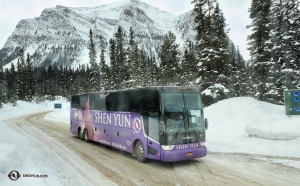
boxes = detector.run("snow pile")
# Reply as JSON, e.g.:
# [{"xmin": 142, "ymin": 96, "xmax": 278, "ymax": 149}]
[
  {"xmin": 0, "ymin": 143, "xmax": 18, "ymax": 174},
  {"xmin": 0, "ymin": 98, "xmax": 68, "ymax": 186},
  {"xmin": 205, "ymin": 97, "xmax": 300, "ymax": 157}
]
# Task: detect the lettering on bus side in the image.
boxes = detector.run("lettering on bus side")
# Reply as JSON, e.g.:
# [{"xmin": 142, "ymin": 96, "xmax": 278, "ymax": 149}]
[
  {"xmin": 175, "ymin": 143, "xmax": 200, "ymax": 150},
  {"xmin": 94, "ymin": 111, "xmax": 132, "ymax": 128}
]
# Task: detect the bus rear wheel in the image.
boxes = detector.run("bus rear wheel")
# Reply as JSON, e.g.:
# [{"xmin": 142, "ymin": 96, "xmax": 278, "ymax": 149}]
[
  {"xmin": 78, "ymin": 128, "xmax": 84, "ymax": 140},
  {"xmin": 135, "ymin": 141, "xmax": 147, "ymax": 163},
  {"xmin": 83, "ymin": 129, "xmax": 90, "ymax": 143}
]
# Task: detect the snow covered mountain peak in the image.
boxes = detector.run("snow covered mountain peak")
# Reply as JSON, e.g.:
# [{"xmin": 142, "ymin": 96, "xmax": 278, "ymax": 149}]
[{"xmin": 1, "ymin": 0, "xmax": 195, "ymax": 68}]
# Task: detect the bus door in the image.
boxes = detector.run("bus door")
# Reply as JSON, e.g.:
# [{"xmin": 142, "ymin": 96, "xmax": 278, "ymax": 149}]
[{"xmin": 147, "ymin": 112, "xmax": 161, "ymax": 160}]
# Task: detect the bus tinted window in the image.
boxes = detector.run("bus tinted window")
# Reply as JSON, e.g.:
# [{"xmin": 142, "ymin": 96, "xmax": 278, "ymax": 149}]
[
  {"xmin": 71, "ymin": 95, "xmax": 80, "ymax": 109},
  {"xmin": 90, "ymin": 93, "xmax": 107, "ymax": 110}
]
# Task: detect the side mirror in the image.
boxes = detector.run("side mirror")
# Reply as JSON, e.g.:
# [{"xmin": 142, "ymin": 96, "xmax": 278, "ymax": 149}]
[
  {"xmin": 159, "ymin": 121, "xmax": 165, "ymax": 133},
  {"xmin": 205, "ymin": 118, "xmax": 208, "ymax": 130}
]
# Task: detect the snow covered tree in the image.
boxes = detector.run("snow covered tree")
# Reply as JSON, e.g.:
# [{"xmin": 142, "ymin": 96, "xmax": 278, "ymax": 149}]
[
  {"xmin": 192, "ymin": 0, "xmax": 231, "ymax": 105},
  {"xmin": 88, "ymin": 29, "xmax": 99, "ymax": 92},
  {"xmin": 7, "ymin": 63, "xmax": 18, "ymax": 104},
  {"xmin": 24, "ymin": 53, "xmax": 34, "ymax": 101},
  {"xmin": 266, "ymin": 0, "xmax": 300, "ymax": 104},
  {"xmin": 159, "ymin": 31, "xmax": 180, "ymax": 85},
  {"xmin": 115, "ymin": 26, "xmax": 127, "ymax": 88},
  {"xmin": 99, "ymin": 36, "xmax": 109, "ymax": 91},
  {"xmin": 180, "ymin": 41, "xmax": 197, "ymax": 86},
  {"xmin": 100, "ymin": 48, "xmax": 110, "ymax": 90},
  {"xmin": 247, "ymin": 0, "xmax": 272, "ymax": 101},
  {"xmin": 109, "ymin": 38, "xmax": 119, "ymax": 90},
  {"xmin": 0, "ymin": 60, "xmax": 5, "ymax": 106},
  {"xmin": 17, "ymin": 48, "xmax": 26, "ymax": 100},
  {"xmin": 234, "ymin": 46, "xmax": 247, "ymax": 97},
  {"xmin": 126, "ymin": 27, "xmax": 141, "ymax": 88}
]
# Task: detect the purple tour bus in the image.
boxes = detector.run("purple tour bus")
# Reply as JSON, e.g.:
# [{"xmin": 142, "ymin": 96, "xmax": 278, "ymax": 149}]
[{"xmin": 70, "ymin": 86, "xmax": 208, "ymax": 162}]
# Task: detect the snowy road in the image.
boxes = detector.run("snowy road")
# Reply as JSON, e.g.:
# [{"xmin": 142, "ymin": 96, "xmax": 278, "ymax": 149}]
[{"xmin": 5, "ymin": 112, "xmax": 300, "ymax": 186}]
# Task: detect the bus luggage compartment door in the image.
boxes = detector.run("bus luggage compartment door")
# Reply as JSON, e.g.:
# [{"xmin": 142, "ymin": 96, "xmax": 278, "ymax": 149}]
[{"xmin": 147, "ymin": 138, "xmax": 161, "ymax": 160}]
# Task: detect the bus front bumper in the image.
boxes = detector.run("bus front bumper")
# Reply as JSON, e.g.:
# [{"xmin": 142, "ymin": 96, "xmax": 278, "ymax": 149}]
[{"xmin": 161, "ymin": 146, "xmax": 207, "ymax": 162}]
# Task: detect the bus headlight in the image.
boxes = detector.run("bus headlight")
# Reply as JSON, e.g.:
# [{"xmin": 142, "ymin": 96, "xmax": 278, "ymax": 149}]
[
  {"xmin": 162, "ymin": 145, "xmax": 175, "ymax": 151},
  {"xmin": 200, "ymin": 142, "xmax": 206, "ymax": 147}
]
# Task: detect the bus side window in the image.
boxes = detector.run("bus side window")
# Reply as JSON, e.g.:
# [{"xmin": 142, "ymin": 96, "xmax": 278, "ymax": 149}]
[
  {"xmin": 79, "ymin": 95, "xmax": 88, "ymax": 110},
  {"xmin": 71, "ymin": 96, "xmax": 80, "ymax": 109}
]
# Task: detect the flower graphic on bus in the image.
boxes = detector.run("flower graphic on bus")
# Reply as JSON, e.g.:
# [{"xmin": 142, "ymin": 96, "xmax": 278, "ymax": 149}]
[
  {"xmin": 83, "ymin": 98, "xmax": 94, "ymax": 140},
  {"xmin": 133, "ymin": 118, "xmax": 143, "ymax": 133}
]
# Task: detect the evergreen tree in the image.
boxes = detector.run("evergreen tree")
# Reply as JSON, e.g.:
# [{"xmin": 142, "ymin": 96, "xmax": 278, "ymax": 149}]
[
  {"xmin": 109, "ymin": 38, "xmax": 118, "ymax": 89},
  {"xmin": 7, "ymin": 63, "xmax": 18, "ymax": 104},
  {"xmin": 180, "ymin": 41, "xmax": 197, "ymax": 86},
  {"xmin": 159, "ymin": 31, "xmax": 180, "ymax": 85},
  {"xmin": 234, "ymin": 46, "xmax": 248, "ymax": 97},
  {"xmin": 25, "ymin": 53, "xmax": 34, "ymax": 101},
  {"xmin": 88, "ymin": 29, "xmax": 99, "ymax": 92},
  {"xmin": 115, "ymin": 26, "xmax": 127, "ymax": 88},
  {"xmin": 46, "ymin": 65, "xmax": 55, "ymax": 101},
  {"xmin": 0, "ymin": 60, "xmax": 5, "ymax": 106},
  {"xmin": 17, "ymin": 48, "xmax": 26, "ymax": 100},
  {"xmin": 192, "ymin": 0, "xmax": 231, "ymax": 105},
  {"xmin": 100, "ymin": 48, "xmax": 110, "ymax": 90},
  {"xmin": 266, "ymin": 0, "xmax": 300, "ymax": 104},
  {"xmin": 280, "ymin": 0, "xmax": 300, "ymax": 90},
  {"xmin": 99, "ymin": 35, "xmax": 109, "ymax": 91},
  {"xmin": 247, "ymin": 0, "xmax": 272, "ymax": 101}
]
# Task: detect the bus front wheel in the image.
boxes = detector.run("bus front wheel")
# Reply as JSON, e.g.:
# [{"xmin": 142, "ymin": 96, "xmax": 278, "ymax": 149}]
[
  {"xmin": 83, "ymin": 129, "xmax": 90, "ymax": 143},
  {"xmin": 135, "ymin": 141, "xmax": 147, "ymax": 163}
]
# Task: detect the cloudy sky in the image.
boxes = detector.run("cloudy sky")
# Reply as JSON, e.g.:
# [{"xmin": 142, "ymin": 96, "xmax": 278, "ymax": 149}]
[{"xmin": 0, "ymin": 0, "xmax": 251, "ymax": 60}]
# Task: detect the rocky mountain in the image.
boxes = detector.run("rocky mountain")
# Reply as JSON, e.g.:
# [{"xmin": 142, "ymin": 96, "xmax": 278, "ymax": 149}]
[{"xmin": 0, "ymin": 0, "xmax": 196, "ymax": 68}]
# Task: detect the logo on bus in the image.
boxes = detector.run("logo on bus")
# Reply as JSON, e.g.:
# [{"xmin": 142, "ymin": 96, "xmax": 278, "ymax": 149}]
[{"xmin": 133, "ymin": 118, "xmax": 142, "ymax": 133}]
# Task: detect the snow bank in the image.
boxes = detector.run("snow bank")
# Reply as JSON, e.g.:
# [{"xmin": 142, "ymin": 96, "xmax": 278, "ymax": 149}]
[
  {"xmin": 0, "ymin": 143, "xmax": 18, "ymax": 174},
  {"xmin": 205, "ymin": 97, "xmax": 300, "ymax": 158}
]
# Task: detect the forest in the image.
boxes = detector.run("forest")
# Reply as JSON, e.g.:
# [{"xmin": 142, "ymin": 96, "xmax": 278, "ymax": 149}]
[{"xmin": 0, "ymin": 0, "xmax": 299, "ymax": 107}]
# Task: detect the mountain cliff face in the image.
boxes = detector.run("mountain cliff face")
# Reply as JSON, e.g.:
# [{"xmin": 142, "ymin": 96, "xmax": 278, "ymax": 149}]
[{"xmin": 1, "ymin": 0, "xmax": 196, "ymax": 68}]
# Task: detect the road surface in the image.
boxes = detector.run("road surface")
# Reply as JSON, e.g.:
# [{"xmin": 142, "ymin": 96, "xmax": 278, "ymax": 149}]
[{"xmin": 5, "ymin": 112, "xmax": 300, "ymax": 186}]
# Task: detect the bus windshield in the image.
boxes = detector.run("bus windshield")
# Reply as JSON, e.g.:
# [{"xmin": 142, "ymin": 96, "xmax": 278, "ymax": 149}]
[{"xmin": 160, "ymin": 91, "xmax": 205, "ymax": 145}]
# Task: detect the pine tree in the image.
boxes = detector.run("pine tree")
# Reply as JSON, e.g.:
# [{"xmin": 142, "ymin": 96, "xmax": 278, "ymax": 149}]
[
  {"xmin": 192, "ymin": 0, "xmax": 232, "ymax": 104},
  {"xmin": 210, "ymin": 3, "xmax": 232, "ymax": 100},
  {"xmin": 88, "ymin": 29, "xmax": 99, "ymax": 92},
  {"xmin": 17, "ymin": 48, "xmax": 26, "ymax": 100},
  {"xmin": 280, "ymin": 0, "xmax": 300, "ymax": 90},
  {"xmin": 100, "ymin": 48, "xmax": 110, "ymax": 90},
  {"xmin": 46, "ymin": 65, "xmax": 55, "ymax": 101},
  {"xmin": 247, "ymin": 0, "xmax": 272, "ymax": 101},
  {"xmin": 25, "ymin": 53, "xmax": 34, "ymax": 101},
  {"xmin": 180, "ymin": 41, "xmax": 197, "ymax": 86},
  {"xmin": 159, "ymin": 31, "xmax": 180, "ymax": 85},
  {"xmin": 7, "ymin": 63, "xmax": 18, "ymax": 104},
  {"xmin": 234, "ymin": 46, "xmax": 247, "ymax": 97},
  {"xmin": 109, "ymin": 38, "xmax": 118, "ymax": 90},
  {"xmin": 266, "ymin": 0, "xmax": 300, "ymax": 104},
  {"xmin": 99, "ymin": 35, "xmax": 108, "ymax": 91},
  {"xmin": 0, "ymin": 60, "xmax": 5, "ymax": 106},
  {"xmin": 115, "ymin": 26, "xmax": 127, "ymax": 88}
]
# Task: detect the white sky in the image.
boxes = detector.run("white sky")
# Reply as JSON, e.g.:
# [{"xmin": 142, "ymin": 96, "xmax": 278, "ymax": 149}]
[{"xmin": 0, "ymin": 0, "xmax": 251, "ymax": 60}]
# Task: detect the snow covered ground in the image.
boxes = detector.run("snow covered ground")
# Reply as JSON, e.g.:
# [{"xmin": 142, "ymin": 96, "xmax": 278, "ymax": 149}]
[{"xmin": 0, "ymin": 97, "xmax": 300, "ymax": 185}]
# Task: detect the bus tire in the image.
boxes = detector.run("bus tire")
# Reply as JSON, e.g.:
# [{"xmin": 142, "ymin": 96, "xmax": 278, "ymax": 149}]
[
  {"xmin": 78, "ymin": 128, "xmax": 84, "ymax": 140},
  {"xmin": 135, "ymin": 141, "xmax": 147, "ymax": 163},
  {"xmin": 83, "ymin": 129, "xmax": 90, "ymax": 143}
]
